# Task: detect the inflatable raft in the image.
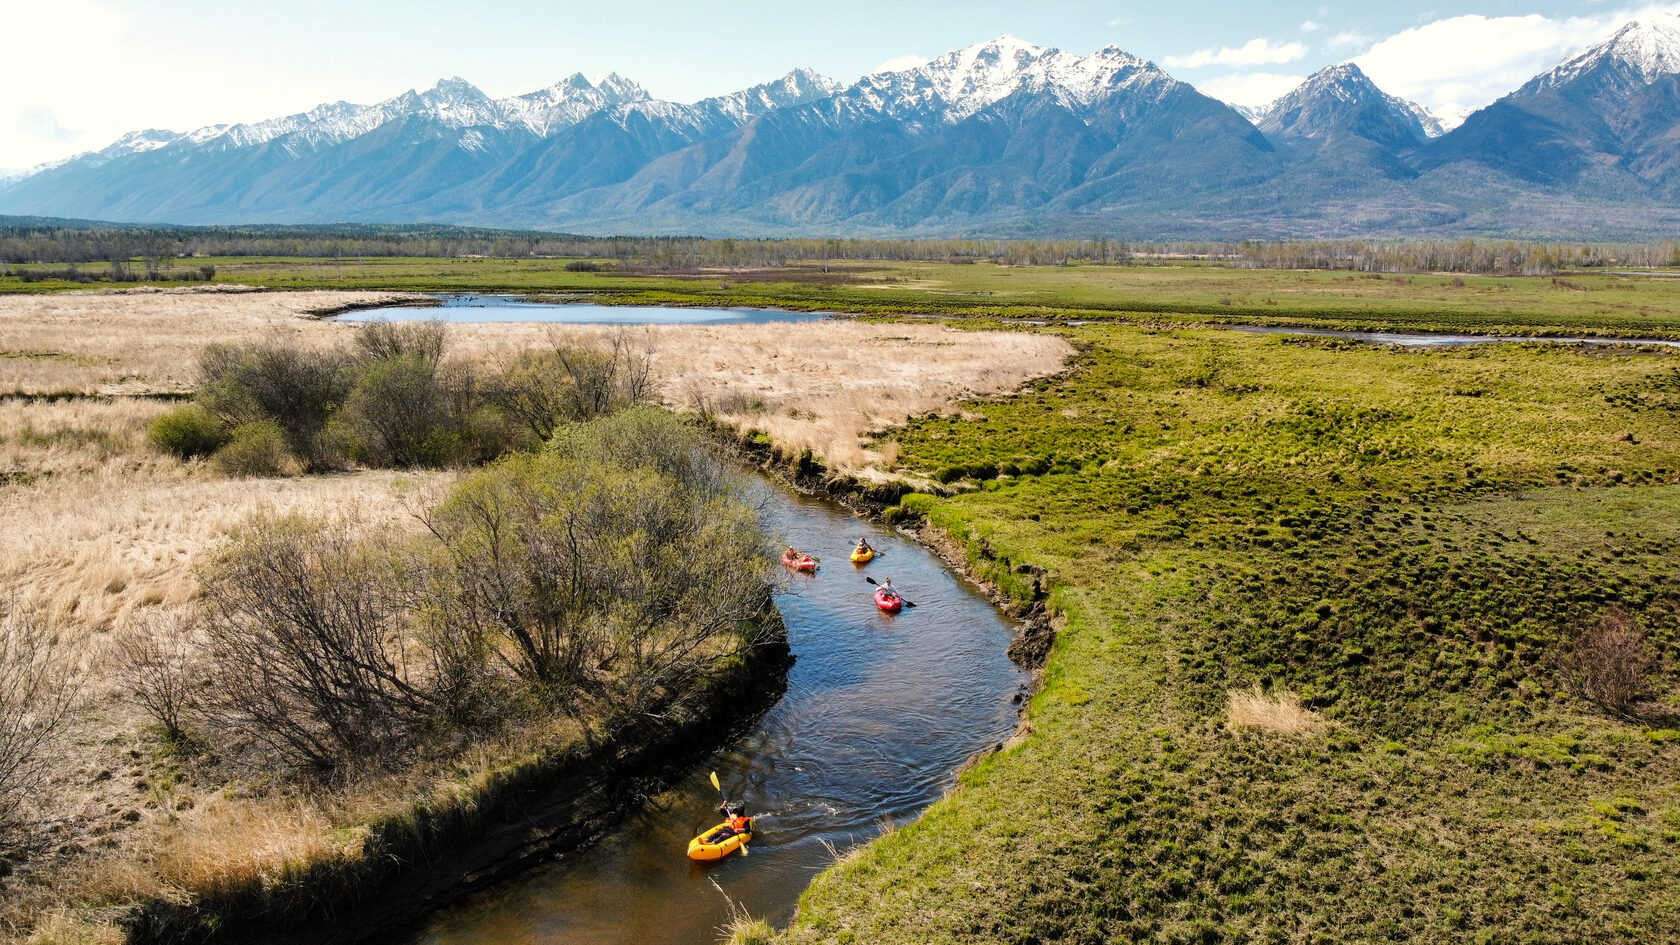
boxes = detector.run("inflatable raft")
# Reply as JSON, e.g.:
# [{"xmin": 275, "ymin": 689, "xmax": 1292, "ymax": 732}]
[
  {"xmin": 782, "ymin": 551, "xmax": 817, "ymax": 572},
  {"xmin": 874, "ymin": 588, "xmax": 903, "ymax": 613},
  {"xmin": 687, "ymin": 820, "xmax": 753, "ymax": 860},
  {"xmin": 850, "ymin": 547, "xmax": 875, "ymax": 564}
]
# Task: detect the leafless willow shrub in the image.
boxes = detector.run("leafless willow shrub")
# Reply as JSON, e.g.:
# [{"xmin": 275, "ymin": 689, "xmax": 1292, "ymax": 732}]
[
  {"xmin": 489, "ymin": 329, "xmax": 656, "ymax": 443},
  {"xmin": 197, "ymin": 516, "xmax": 463, "ymax": 773},
  {"xmin": 0, "ymin": 605, "xmax": 80, "ymax": 857},
  {"xmin": 353, "ymin": 318, "xmax": 448, "ymax": 364},
  {"xmin": 422, "ymin": 407, "xmax": 773, "ymax": 716},
  {"xmin": 1566, "ymin": 608, "xmax": 1657, "ymax": 715},
  {"xmin": 113, "ymin": 611, "xmax": 199, "ymax": 745}
]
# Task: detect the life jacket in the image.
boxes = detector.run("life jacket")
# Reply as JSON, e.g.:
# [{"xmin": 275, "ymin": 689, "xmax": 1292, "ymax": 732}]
[{"xmin": 728, "ymin": 813, "xmax": 750, "ymax": 832}]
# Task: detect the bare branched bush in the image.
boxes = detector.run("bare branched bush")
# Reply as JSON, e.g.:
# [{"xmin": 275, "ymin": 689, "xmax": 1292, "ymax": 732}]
[
  {"xmin": 490, "ymin": 330, "xmax": 656, "ymax": 443},
  {"xmin": 423, "ymin": 408, "xmax": 772, "ymax": 713},
  {"xmin": 197, "ymin": 517, "xmax": 458, "ymax": 773},
  {"xmin": 353, "ymin": 319, "xmax": 447, "ymax": 365},
  {"xmin": 1566, "ymin": 608, "xmax": 1656, "ymax": 715},
  {"xmin": 113, "ymin": 612, "xmax": 199, "ymax": 744},
  {"xmin": 197, "ymin": 342, "xmax": 351, "ymax": 470},
  {"xmin": 0, "ymin": 604, "xmax": 80, "ymax": 856}
]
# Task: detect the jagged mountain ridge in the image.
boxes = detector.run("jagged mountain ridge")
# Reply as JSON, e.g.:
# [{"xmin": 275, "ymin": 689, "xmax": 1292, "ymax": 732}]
[{"xmin": 6, "ymin": 22, "xmax": 1680, "ymax": 237}]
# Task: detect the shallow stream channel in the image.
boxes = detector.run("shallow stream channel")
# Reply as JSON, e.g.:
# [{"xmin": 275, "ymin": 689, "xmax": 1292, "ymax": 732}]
[{"xmin": 384, "ymin": 476, "xmax": 1028, "ymax": 945}]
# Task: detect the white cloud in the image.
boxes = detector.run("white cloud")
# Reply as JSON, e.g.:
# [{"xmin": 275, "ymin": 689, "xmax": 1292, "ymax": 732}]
[
  {"xmin": 1352, "ymin": 9, "xmax": 1654, "ymax": 127},
  {"xmin": 16, "ymin": 108, "xmax": 78, "ymax": 143},
  {"xmin": 1164, "ymin": 38, "xmax": 1307, "ymax": 70},
  {"xmin": 1325, "ymin": 31, "xmax": 1372, "ymax": 52},
  {"xmin": 1198, "ymin": 71, "xmax": 1308, "ymax": 107},
  {"xmin": 1300, "ymin": 20, "xmax": 1322, "ymax": 33},
  {"xmin": 873, "ymin": 54, "xmax": 929, "ymax": 74}
]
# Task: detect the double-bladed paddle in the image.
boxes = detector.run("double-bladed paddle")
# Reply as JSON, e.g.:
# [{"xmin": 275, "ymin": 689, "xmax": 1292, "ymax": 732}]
[{"xmin": 864, "ymin": 575, "xmax": 917, "ymax": 607}]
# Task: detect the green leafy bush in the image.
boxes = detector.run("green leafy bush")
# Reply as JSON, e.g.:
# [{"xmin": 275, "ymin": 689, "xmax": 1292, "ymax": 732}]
[
  {"xmin": 213, "ymin": 421, "xmax": 297, "ymax": 477},
  {"xmin": 147, "ymin": 403, "xmax": 228, "ymax": 459}
]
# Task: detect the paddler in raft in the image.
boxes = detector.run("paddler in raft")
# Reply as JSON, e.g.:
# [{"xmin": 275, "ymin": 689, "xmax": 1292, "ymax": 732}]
[{"xmin": 714, "ymin": 800, "xmax": 752, "ymax": 841}]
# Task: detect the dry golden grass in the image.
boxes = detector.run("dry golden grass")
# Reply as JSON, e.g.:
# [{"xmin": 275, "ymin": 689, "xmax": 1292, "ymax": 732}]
[
  {"xmin": 0, "ymin": 452, "xmax": 436, "ymax": 637},
  {"xmin": 0, "ymin": 287, "xmax": 428, "ymax": 394},
  {"xmin": 18, "ymin": 913, "xmax": 124, "ymax": 945},
  {"xmin": 1225, "ymin": 684, "xmax": 1325, "ymax": 736},
  {"xmin": 449, "ymin": 320, "xmax": 1073, "ymax": 471}
]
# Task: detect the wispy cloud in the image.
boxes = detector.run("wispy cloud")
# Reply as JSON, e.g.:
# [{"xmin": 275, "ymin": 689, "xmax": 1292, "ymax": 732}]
[
  {"xmin": 1300, "ymin": 20, "xmax": 1322, "ymax": 33},
  {"xmin": 1164, "ymin": 38, "xmax": 1306, "ymax": 70},
  {"xmin": 1198, "ymin": 71, "xmax": 1308, "ymax": 107},
  {"xmin": 872, "ymin": 54, "xmax": 929, "ymax": 74},
  {"xmin": 1325, "ymin": 31, "xmax": 1371, "ymax": 52},
  {"xmin": 16, "ymin": 108, "xmax": 78, "ymax": 142}
]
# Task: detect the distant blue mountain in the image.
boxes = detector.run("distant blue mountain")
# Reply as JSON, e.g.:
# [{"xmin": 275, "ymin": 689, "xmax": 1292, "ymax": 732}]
[{"xmin": 6, "ymin": 21, "xmax": 1680, "ymax": 238}]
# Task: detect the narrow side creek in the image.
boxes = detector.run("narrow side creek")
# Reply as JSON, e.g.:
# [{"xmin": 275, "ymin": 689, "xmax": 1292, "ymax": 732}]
[{"xmin": 388, "ymin": 476, "xmax": 1028, "ymax": 945}]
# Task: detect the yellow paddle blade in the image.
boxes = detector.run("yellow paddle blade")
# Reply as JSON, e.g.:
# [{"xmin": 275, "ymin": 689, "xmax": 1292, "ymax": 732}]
[{"xmin": 709, "ymin": 771, "xmax": 721, "ymax": 793}]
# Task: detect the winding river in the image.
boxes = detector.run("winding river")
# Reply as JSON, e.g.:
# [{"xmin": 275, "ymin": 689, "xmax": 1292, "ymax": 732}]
[{"xmin": 386, "ymin": 478, "xmax": 1029, "ymax": 945}]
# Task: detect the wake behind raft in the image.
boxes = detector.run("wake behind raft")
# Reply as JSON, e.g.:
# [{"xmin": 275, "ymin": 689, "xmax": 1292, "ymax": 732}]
[{"xmin": 689, "ymin": 771, "xmax": 753, "ymax": 860}]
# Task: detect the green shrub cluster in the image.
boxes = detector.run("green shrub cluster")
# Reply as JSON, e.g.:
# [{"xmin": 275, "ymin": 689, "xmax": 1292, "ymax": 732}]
[
  {"xmin": 151, "ymin": 320, "xmax": 653, "ymax": 474},
  {"xmin": 147, "ymin": 402, "xmax": 229, "ymax": 459}
]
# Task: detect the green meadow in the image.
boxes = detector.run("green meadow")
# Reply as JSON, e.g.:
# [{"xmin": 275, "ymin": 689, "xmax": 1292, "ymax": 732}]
[
  {"xmin": 5, "ymin": 256, "xmax": 1679, "ymax": 942},
  {"xmin": 783, "ymin": 327, "xmax": 1680, "ymax": 943},
  {"xmin": 9, "ymin": 258, "xmax": 1680, "ymax": 338}
]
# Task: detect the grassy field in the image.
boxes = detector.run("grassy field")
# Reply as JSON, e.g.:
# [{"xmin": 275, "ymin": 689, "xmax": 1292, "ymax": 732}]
[
  {"xmin": 779, "ymin": 327, "xmax": 1680, "ymax": 943},
  {"xmin": 7, "ymin": 265, "xmax": 1680, "ymax": 943},
  {"xmin": 10, "ymin": 259, "xmax": 1680, "ymax": 338}
]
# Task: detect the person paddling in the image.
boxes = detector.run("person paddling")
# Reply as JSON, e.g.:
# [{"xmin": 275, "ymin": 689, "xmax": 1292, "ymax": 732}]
[
  {"xmin": 855, "ymin": 537, "xmax": 874, "ymax": 556},
  {"xmin": 714, "ymin": 800, "xmax": 751, "ymax": 840}
]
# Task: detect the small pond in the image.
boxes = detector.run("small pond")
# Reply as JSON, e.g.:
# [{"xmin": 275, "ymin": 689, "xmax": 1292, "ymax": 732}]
[{"xmin": 337, "ymin": 294, "xmax": 829, "ymax": 326}]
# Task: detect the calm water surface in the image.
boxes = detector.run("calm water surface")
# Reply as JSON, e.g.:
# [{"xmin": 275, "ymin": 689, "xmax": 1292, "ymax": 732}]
[
  {"xmin": 338, "ymin": 294, "xmax": 828, "ymax": 326},
  {"xmin": 389, "ymin": 477, "xmax": 1027, "ymax": 945}
]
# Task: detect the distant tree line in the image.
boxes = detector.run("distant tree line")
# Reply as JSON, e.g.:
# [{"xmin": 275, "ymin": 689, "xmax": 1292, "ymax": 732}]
[{"xmin": 3, "ymin": 217, "xmax": 1677, "ymax": 275}]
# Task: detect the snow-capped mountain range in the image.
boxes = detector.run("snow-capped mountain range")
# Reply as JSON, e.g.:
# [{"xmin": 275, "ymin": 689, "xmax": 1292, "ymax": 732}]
[{"xmin": 6, "ymin": 17, "xmax": 1680, "ymax": 238}]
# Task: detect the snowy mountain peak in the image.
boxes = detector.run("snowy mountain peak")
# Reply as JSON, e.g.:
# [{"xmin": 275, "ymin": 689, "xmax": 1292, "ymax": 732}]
[
  {"xmin": 850, "ymin": 37, "xmax": 1168, "ymax": 123},
  {"xmin": 1524, "ymin": 14, "xmax": 1680, "ymax": 94},
  {"xmin": 594, "ymin": 72, "xmax": 648, "ymax": 101},
  {"xmin": 107, "ymin": 129, "xmax": 182, "ymax": 155},
  {"xmin": 1258, "ymin": 62, "xmax": 1444, "ymax": 143}
]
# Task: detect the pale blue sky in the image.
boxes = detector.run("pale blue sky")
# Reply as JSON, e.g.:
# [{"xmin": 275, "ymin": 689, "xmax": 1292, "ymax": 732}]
[{"xmin": 3, "ymin": 0, "xmax": 1675, "ymax": 170}]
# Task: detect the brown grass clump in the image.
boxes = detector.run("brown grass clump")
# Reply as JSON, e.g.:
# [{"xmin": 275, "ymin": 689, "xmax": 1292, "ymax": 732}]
[
  {"xmin": 1225, "ymin": 684, "xmax": 1325, "ymax": 736},
  {"xmin": 19, "ymin": 912, "xmax": 124, "ymax": 945}
]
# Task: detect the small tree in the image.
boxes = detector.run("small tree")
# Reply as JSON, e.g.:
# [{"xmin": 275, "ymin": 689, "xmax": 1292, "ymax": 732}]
[
  {"xmin": 113, "ymin": 612, "xmax": 198, "ymax": 745},
  {"xmin": 1566, "ymin": 608, "xmax": 1656, "ymax": 716}
]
